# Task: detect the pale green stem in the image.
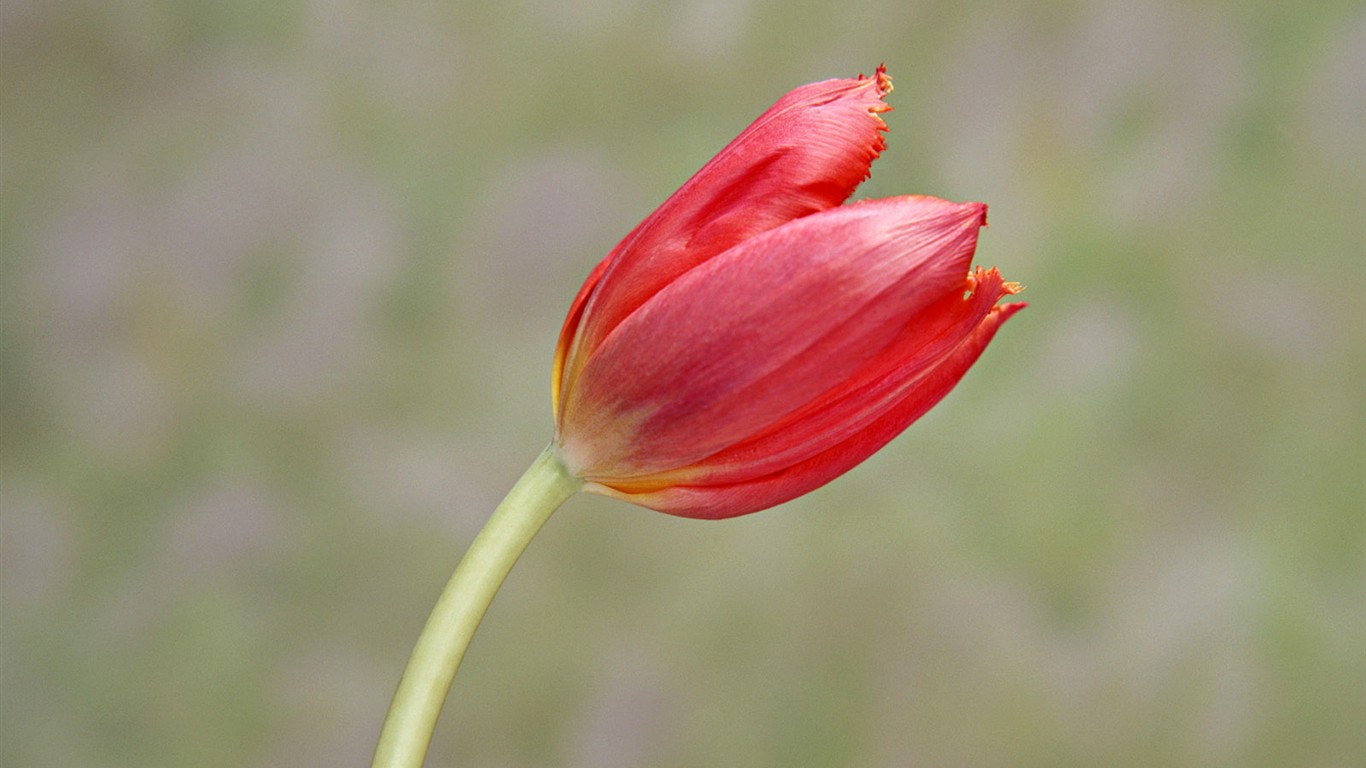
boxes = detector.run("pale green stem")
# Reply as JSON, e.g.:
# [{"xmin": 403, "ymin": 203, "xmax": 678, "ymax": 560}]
[{"xmin": 371, "ymin": 444, "xmax": 582, "ymax": 768}]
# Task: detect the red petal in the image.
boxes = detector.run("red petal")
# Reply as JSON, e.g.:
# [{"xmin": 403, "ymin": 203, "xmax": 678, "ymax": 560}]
[
  {"xmin": 653, "ymin": 268, "xmax": 1022, "ymax": 486},
  {"xmin": 553, "ymin": 67, "xmax": 894, "ymax": 418},
  {"xmin": 557, "ymin": 196, "xmax": 987, "ymax": 480},
  {"xmin": 594, "ymin": 289, "xmax": 1024, "ymax": 518}
]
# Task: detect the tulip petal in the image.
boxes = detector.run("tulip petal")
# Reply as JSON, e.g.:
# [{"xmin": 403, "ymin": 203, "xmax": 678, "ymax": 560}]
[
  {"xmin": 553, "ymin": 66, "xmax": 894, "ymax": 417},
  {"xmin": 557, "ymin": 196, "xmax": 987, "ymax": 480},
  {"xmin": 637, "ymin": 268, "xmax": 1023, "ymax": 488},
  {"xmin": 590, "ymin": 289, "xmax": 1025, "ymax": 519}
]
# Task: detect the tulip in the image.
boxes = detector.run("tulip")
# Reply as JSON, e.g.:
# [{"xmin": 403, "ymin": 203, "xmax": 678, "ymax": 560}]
[
  {"xmin": 552, "ymin": 65, "xmax": 1023, "ymax": 519},
  {"xmin": 373, "ymin": 66, "xmax": 1023, "ymax": 768}
]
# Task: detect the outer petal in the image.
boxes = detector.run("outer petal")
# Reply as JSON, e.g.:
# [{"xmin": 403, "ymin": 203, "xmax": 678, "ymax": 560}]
[
  {"xmin": 553, "ymin": 66, "xmax": 894, "ymax": 418},
  {"xmin": 622, "ymin": 268, "xmax": 1023, "ymax": 489},
  {"xmin": 592, "ymin": 290, "xmax": 1025, "ymax": 519},
  {"xmin": 557, "ymin": 196, "xmax": 987, "ymax": 480}
]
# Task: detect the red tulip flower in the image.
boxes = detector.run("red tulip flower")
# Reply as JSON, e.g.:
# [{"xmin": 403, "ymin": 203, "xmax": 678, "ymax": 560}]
[
  {"xmin": 374, "ymin": 67, "xmax": 1025, "ymax": 768},
  {"xmin": 551, "ymin": 65, "xmax": 1024, "ymax": 519}
]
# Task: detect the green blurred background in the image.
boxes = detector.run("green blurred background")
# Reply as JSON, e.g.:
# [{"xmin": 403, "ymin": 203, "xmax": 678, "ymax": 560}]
[{"xmin": 3, "ymin": 0, "xmax": 1363, "ymax": 765}]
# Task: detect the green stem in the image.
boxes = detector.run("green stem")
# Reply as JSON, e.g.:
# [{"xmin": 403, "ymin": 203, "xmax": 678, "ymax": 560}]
[{"xmin": 371, "ymin": 444, "xmax": 581, "ymax": 768}]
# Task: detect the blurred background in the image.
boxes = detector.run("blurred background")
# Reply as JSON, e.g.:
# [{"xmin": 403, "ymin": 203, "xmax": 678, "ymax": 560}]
[{"xmin": 3, "ymin": 0, "xmax": 1363, "ymax": 765}]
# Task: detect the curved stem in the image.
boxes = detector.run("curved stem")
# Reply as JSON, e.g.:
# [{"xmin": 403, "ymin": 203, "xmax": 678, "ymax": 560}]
[{"xmin": 372, "ymin": 444, "xmax": 581, "ymax": 768}]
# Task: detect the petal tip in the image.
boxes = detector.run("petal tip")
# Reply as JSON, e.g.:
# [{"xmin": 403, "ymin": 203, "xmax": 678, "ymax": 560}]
[
  {"xmin": 971, "ymin": 202, "xmax": 989, "ymax": 227},
  {"xmin": 863, "ymin": 64, "xmax": 894, "ymax": 114},
  {"xmin": 966, "ymin": 266, "xmax": 1026, "ymax": 304},
  {"xmin": 997, "ymin": 300, "xmax": 1028, "ymax": 318},
  {"xmin": 865, "ymin": 63, "xmax": 893, "ymax": 96}
]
